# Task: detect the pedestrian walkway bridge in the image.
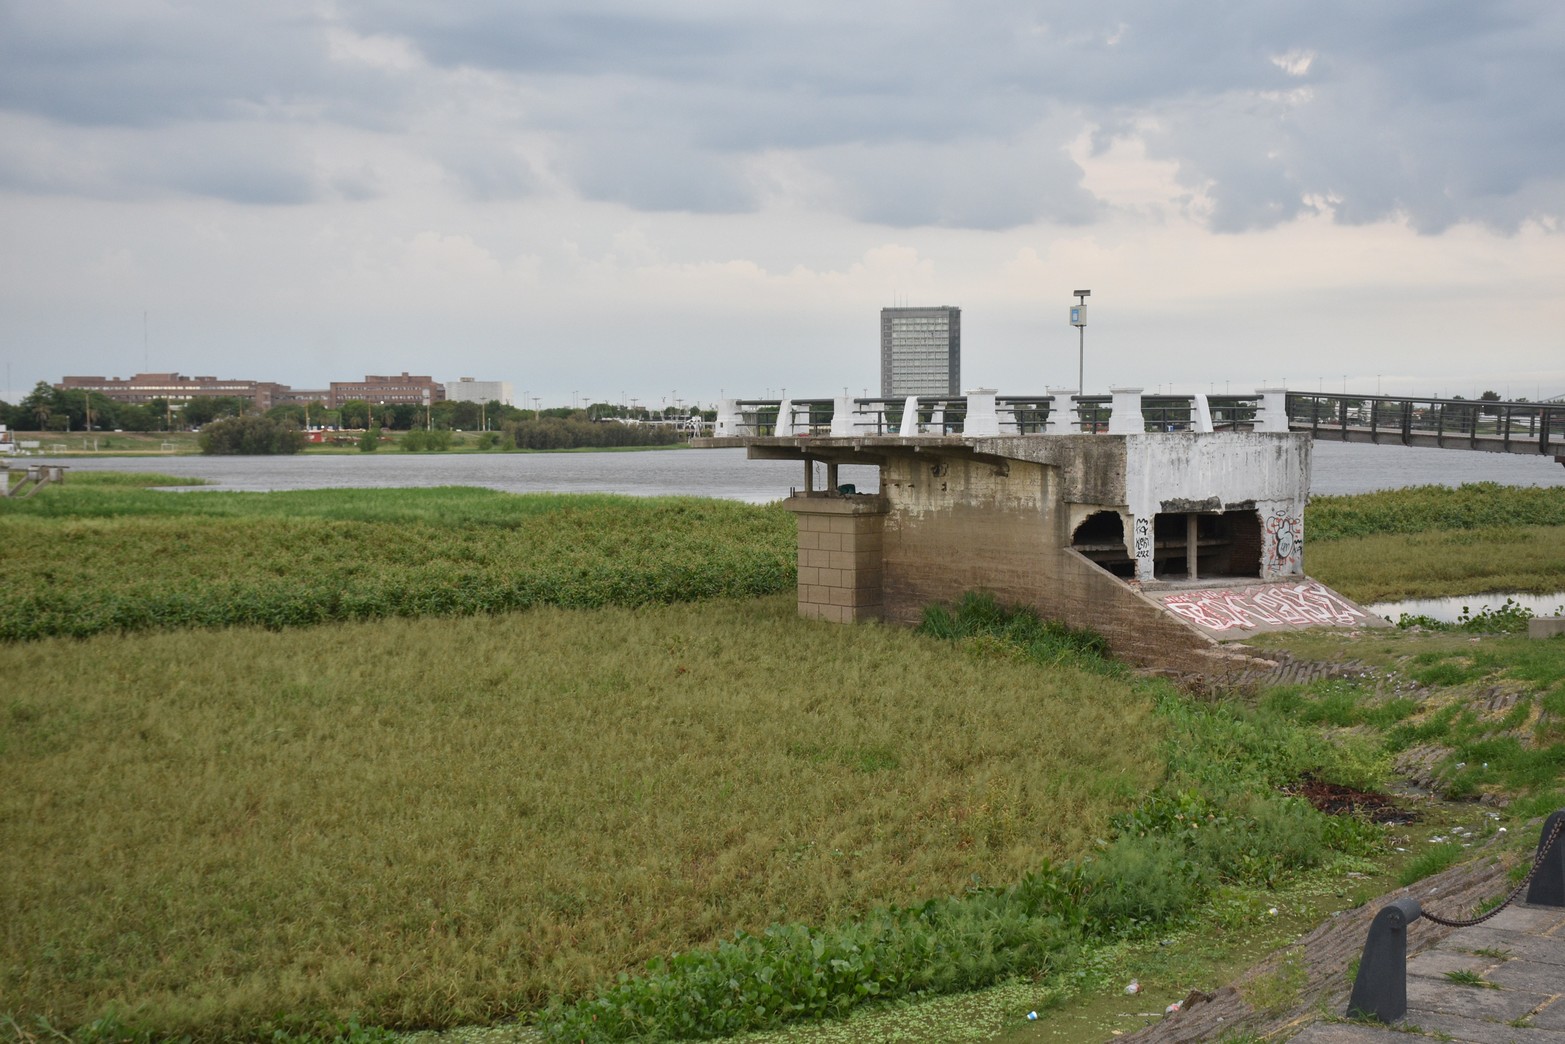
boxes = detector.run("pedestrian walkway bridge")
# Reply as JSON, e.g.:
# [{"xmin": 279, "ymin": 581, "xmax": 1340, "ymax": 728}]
[{"xmin": 711, "ymin": 388, "xmax": 1565, "ymax": 465}]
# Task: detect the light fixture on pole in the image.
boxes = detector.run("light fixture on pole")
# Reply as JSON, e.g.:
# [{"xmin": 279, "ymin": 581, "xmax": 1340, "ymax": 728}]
[{"xmin": 1070, "ymin": 290, "xmax": 1091, "ymax": 394}]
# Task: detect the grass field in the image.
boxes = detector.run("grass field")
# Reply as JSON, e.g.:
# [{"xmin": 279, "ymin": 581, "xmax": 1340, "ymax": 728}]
[
  {"xmin": 0, "ymin": 597, "xmax": 1160, "ymax": 1038},
  {"xmin": 1305, "ymin": 483, "xmax": 1565, "ymax": 602},
  {"xmin": 5, "ymin": 479, "xmax": 1564, "ymax": 1042}
]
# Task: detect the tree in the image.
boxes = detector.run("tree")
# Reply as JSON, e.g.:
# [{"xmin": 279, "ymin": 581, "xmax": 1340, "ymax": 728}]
[
  {"xmin": 197, "ymin": 415, "xmax": 306, "ymax": 455},
  {"xmin": 181, "ymin": 395, "xmax": 249, "ymax": 426},
  {"xmin": 337, "ymin": 400, "xmax": 370, "ymax": 429},
  {"xmin": 358, "ymin": 425, "xmax": 381, "ymax": 452}
]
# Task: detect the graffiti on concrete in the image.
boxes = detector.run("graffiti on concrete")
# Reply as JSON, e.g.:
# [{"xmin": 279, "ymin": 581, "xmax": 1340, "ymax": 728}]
[
  {"xmin": 1263, "ymin": 514, "xmax": 1303, "ymax": 574},
  {"xmin": 1160, "ymin": 580, "xmax": 1368, "ymax": 634}
]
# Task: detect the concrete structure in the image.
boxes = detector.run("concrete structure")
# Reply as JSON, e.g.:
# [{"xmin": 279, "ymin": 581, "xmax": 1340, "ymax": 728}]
[
  {"xmin": 702, "ymin": 387, "xmax": 1385, "ymax": 672},
  {"xmin": 880, "ymin": 306, "xmax": 960, "ymax": 398},
  {"xmin": 1531, "ymin": 617, "xmax": 1565, "ymax": 640},
  {"xmin": 329, "ymin": 373, "xmax": 445, "ymax": 408},
  {"xmin": 57, "ymin": 373, "xmax": 291, "ymax": 411},
  {"xmin": 443, "ymin": 377, "xmax": 513, "ymax": 406}
]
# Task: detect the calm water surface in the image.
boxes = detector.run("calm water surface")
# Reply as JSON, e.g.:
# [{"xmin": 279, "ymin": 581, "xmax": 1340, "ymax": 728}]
[
  {"xmin": 30, "ymin": 439, "xmax": 1565, "ymax": 500},
  {"xmin": 1365, "ymin": 593, "xmax": 1565, "ymax": 624}
]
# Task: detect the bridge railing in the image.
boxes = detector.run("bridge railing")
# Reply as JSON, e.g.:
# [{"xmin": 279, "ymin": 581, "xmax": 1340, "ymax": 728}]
[
  {"xmin": 717, "ymin": 390, "xmax": 1277, "ymax": 437},
  {"xmin": 1285, "ymin": 392, "xmax": 1564, "ymax": 455}
]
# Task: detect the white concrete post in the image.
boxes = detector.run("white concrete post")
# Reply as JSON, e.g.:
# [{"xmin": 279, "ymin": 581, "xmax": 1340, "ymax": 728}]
[
  {"xmin": 1193, "ymin": 393, "xmax": 1215, "ymax": 433},
  {"xmin": 714, "ymin": 399, "xmax": 741, "ymax": 437},
  {"xmin": 998, "ymin": 401, "xmax": 1019, "ymax": 434},
  {"xmin": 1044, "ymin": 391, "xmax": 1077, "ymax": 434},
  {"xmin": 964, "ymin": 388, "xmax": 999, "ymax": 436},
  {"xmin": 1255, "ymin": 388, "xmax": 1290, "ymax": 433},
  {"xmin": 829, "ymin": 396, "xmax": 854, "ymax": 436},
  {"xmin": 1130, "ymin": 514, "xmax": 1155, "ymax": 582},
  {"xmin": 899, "ymin": 395, "xmax": 920, "ymax": 436},
  {"xmin": 776, "ymin": 397, "xmax": 797, "ymax": 436},
  {"xmin": 1108, "ymin": 387, "xmax": 1146, "ymax": 435}
]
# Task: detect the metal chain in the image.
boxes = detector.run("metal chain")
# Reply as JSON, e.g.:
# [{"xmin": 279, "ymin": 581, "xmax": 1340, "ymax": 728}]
[{"xmin": 1420, "ymin": 815, "xmax": 1564, "ymax": 928}]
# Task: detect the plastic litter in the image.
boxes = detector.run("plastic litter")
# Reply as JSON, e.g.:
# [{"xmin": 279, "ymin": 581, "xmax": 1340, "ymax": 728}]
[{"xmin": 1124, "ymin": 979, "xmax": 1141, "ymax": 995}]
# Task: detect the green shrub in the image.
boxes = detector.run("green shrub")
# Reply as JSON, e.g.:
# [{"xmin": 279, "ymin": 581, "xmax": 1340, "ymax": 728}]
[{"xmin": 197, "ymin": 415, "xmax": 305, "ymax": 455}]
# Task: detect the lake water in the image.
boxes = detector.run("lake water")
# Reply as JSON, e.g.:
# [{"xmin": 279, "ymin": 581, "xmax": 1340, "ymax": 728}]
[
  {"xmin": 21, "ymin": 439, "xmax": 1565, "ymax": 501},
  {"xmin": 1364, "ymin": 592, "xmax": 1565, "ymax": 624}
]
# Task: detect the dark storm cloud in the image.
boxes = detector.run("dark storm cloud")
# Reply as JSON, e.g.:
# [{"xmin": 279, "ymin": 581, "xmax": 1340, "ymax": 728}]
[{"xmin": 3, "ymin": 0, "xmax": 1562, "ymax": 232}]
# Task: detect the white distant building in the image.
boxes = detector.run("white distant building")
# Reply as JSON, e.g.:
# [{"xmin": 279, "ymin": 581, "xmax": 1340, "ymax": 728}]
[{"xmin": 443, "ymin": 377, "xmax": 514, "ymax": 406}]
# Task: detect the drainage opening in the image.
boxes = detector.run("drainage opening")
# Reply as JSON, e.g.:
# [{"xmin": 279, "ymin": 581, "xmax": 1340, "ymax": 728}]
[{"xmin": 1071, "ymin": 510, "xmax": 1134, "ymax": 578}]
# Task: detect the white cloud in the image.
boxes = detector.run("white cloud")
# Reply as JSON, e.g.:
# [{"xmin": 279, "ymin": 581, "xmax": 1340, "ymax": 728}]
[
  {"xmin": 1270, "ymin": 49, "xmax": 1315, "ymax": 77},
  {"xmin": 2, "ymin": 1, "xmax": 1564, "ymax": 406}
]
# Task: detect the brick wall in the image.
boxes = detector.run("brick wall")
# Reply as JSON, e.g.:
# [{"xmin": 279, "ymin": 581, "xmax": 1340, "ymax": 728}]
[{"xmin": 786, "ymin": 495, "xmax": 888, "ymax": 622}]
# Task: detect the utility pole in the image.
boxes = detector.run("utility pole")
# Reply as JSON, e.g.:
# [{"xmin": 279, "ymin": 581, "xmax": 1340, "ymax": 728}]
[{"xmin": 1070, "ymin": 290, "xmax": 1090, "ymax": 394}]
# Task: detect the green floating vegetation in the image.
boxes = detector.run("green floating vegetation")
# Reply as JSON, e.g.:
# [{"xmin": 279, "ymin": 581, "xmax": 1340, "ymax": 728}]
[
  {"xmin": 0, "ymin": 484, "xmax": 795, "ymax": 641},
  {"xmin": 1306, "ymin": 483, "xmax": 1565, "ymax": 543}
]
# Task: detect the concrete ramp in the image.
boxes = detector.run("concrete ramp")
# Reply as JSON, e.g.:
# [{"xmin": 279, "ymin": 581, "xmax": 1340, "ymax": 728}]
[{"xmin": 1150, "ymin": 579, "xmax": 1390, "ymax": 640}]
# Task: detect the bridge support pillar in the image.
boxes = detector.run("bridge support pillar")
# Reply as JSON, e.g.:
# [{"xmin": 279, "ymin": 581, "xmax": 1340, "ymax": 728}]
[{"xmin": 786, "ymin": 494, "xmax": 888, "ymax": 623}]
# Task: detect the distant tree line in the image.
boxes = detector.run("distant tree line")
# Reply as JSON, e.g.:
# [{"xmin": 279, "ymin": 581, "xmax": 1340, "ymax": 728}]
[{"xmin": 1, "ymin": 385, "xmax": 718, "ymax": 452}]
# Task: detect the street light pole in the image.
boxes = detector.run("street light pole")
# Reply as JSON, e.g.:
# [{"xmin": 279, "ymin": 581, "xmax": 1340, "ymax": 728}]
[{"xmin": 1070, "ymin": 290, "xmax": 1091, "ymax": 393}]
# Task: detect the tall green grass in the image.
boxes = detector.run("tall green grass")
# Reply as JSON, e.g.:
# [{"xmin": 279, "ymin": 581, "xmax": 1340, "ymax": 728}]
[
  {"xmin": 0, "ymin": 484, "xmax": 794, "ymax": 641},
  {"xmin": 0, "ymin": 596, "xmax": 1161, "ymax": 1039},
  {"xmin": 540, "ymin": 595, "xmax": 1384, "ymax": 1042},
  {"xmin": 1306, "ymin": 525, "xmax": 1565, "ymax": 602}
]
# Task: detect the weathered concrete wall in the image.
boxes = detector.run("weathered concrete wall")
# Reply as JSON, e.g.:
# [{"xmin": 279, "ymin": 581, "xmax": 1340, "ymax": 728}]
[
  {"xmin": 729, "ymin": 431, "xmax": 1347, "ymax": 673},
  {"xmin": 875, "ymin": 449, "xmax": 1236, "ymax": 673},
  {"xmin": 1122, "ymin": 433, "xmax": 1310, "ymax": 580}
]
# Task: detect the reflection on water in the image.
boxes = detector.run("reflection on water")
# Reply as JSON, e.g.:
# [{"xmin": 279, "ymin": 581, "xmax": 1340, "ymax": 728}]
[{"xmin": 1365, "ymin": 592, "xmax": 1565, "ymax": 624}]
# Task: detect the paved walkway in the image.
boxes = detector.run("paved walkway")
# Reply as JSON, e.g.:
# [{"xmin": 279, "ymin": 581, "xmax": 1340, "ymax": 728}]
[{"xmin": 1291, "ymin": 902, "xmax": 1565, "ymax": 1044}]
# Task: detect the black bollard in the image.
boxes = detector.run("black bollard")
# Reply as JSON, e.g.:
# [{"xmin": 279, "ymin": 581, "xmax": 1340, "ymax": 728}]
[
  {"xmin": 1347, "ymin": 898, "xmax": 1422, "ymax": 1023},
  {"xmin": 1525, "ymin": 810, "xmax": 1565, "ymax": 908}
]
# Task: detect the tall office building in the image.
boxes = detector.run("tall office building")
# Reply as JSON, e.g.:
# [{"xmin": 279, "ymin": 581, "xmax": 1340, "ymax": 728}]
[{"xmin": 880, "ymin": 306, "xmax": 960, "ymax": 397}]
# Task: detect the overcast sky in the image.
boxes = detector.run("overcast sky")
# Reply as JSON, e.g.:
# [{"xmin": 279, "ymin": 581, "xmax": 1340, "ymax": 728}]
[{"xmin": 3, "ymin": 0, "xmax": 1563, "ymax": 409}]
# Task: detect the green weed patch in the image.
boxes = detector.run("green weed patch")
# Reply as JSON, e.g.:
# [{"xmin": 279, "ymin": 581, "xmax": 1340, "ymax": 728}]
[
  {"xmin": 1307, "ymin": 483, "xmax": 1565, "ymax": 542},
  {"xmin": 0, "ymin": 486, "xmax": 795, "ymax": 641},
  {"xmin": 540, "ymin": 595, "xmax": 1388, "ymax": 1042}
]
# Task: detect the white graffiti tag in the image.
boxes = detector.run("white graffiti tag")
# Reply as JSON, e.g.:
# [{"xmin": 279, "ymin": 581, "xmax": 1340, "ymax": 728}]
[{"xmin": 1160, "ymin": 581, "xmax": 1368, "ymax": 633}]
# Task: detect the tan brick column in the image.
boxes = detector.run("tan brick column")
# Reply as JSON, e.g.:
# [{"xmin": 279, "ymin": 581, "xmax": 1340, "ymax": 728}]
[{"xmin": 784, "ymin": 495, "xmax": 888, "ymax": 622}]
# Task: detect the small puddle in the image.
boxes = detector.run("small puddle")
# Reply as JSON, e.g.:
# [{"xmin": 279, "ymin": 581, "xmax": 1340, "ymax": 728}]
[{"xmin": 1365, "ymin": 591, "xmax": 1565, "ymax": 624}]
